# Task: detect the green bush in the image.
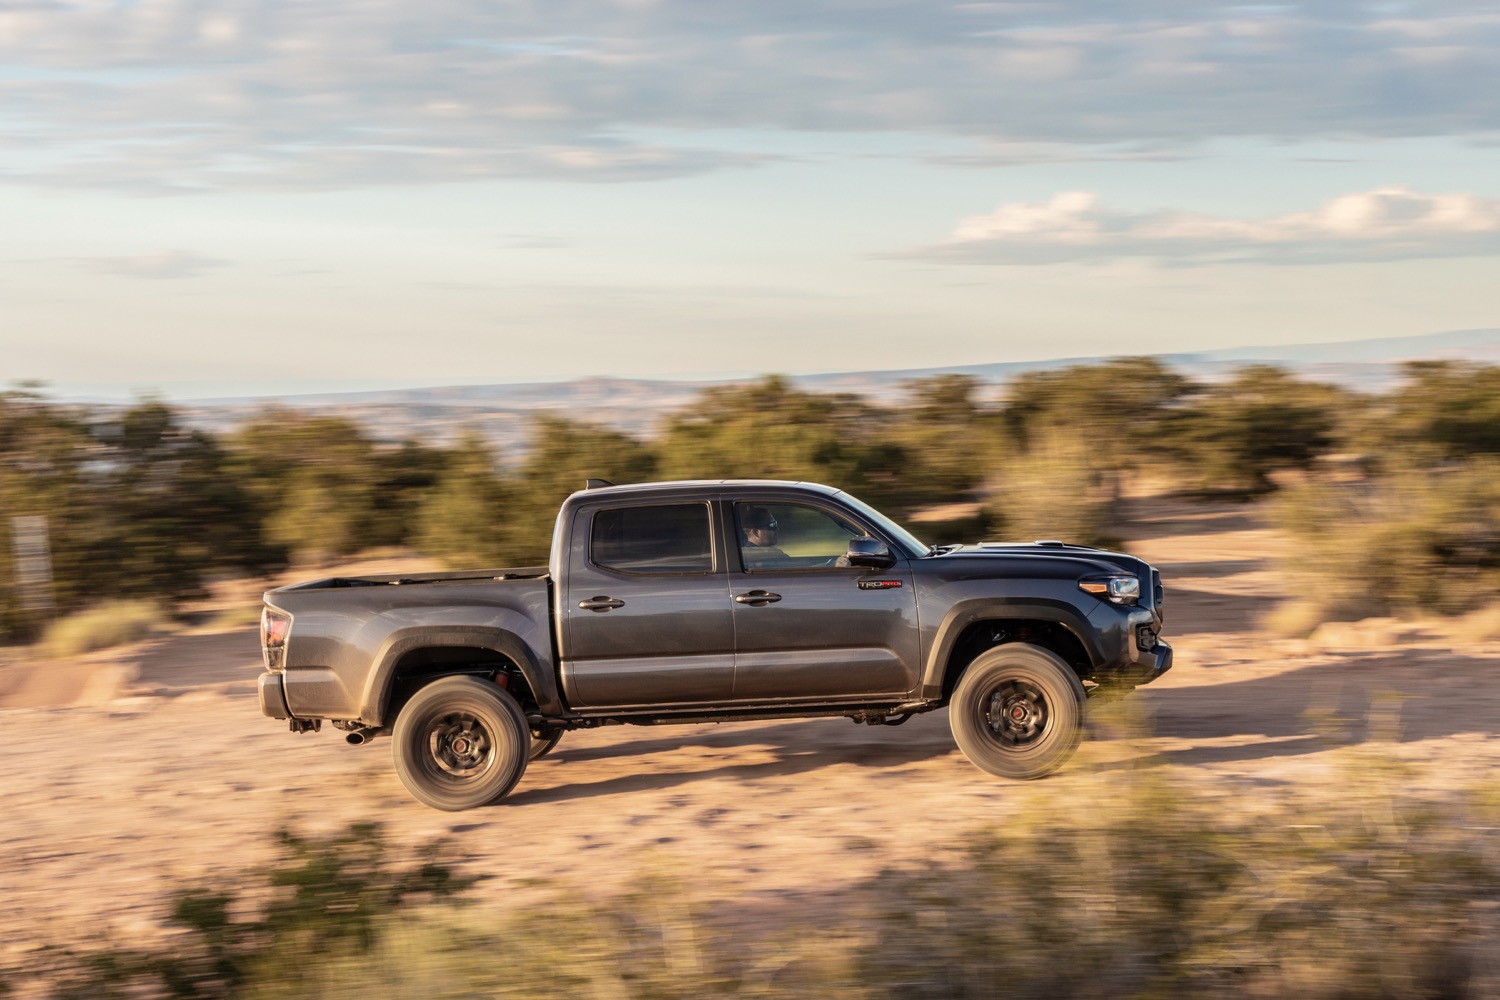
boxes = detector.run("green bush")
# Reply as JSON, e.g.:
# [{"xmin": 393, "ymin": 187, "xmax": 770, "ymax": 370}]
[
  {"xmin": 39, "ymin": 599, "xmax": 165, "ymax": 658},
  {"xmin": 1270, "ymin": 458, "xmax": 1500, "ymax": 619}
]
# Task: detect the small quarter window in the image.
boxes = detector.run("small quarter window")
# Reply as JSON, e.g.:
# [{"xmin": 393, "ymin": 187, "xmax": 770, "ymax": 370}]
[{"xmin": 591, "ymin": 504, "xmax": 713, "ymax": 574}]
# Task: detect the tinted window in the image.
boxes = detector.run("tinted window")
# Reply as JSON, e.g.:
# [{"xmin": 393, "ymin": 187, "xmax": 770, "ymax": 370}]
[{"xmin": 591, "ymin": 504, "xmax": 713, "ymax": 574}]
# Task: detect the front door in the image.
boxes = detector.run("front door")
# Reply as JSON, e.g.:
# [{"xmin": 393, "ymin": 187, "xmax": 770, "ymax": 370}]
[
  {"xmin": 560, "ymin": 500, "xmax": 736, "ymax": 709},
  {"xmin": 728, "ymin": 499, "xmax": 921, "ymax": 703}
]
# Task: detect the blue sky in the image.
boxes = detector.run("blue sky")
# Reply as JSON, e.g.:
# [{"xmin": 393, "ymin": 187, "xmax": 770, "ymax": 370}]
[{"xmin": 4, "ymin": 0, "xmax": 1499, "ymax": 398}]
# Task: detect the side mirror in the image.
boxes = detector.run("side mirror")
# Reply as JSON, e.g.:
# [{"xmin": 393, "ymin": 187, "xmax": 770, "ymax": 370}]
[{"xmin": 846, "ymin": 536, "xmax": 895, "ymax": 569}]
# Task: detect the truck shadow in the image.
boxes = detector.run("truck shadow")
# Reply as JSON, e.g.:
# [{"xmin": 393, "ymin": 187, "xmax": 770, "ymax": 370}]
[
  {"xmin": 1157, "ymin": 585, "xmax": 1262, "ymax": 635},
  {"xmin": 506, "ymin": 715, "xmax": 959, "ymax": 806},
  {"xmin": 507, "ymin": 646, "xmax": 1497, "ymax": 803},
  {"xmin": 1091, "ymin": 650, "xmax": 1500, "ymax": 768}
]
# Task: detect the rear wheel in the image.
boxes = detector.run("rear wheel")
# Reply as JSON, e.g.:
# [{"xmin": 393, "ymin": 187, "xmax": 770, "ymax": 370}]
[
  {"xmin": 393, "ymin": 676, "xmax": 529, "ymax": 811},
  {"xmin": 528, "ymin": 727, "xmax": 564, "ymax": 761},
  {"xmin": 950, "ymin": 644, "xmax": 1085, "ymax": 780}
]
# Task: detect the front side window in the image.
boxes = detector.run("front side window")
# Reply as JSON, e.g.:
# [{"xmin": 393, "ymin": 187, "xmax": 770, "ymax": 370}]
[
  {"xmin": 591, "ymin": 504, "xmax": 713, "ymax": 574},
  {"xmin": 734, "ymin": 502, "xmax": 864, "ymax": 571}
]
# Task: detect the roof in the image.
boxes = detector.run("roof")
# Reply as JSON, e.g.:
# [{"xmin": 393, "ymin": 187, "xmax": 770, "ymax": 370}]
[{"xmin": 564, "ymin": 479, "xmax": 841, "ymax": 503}]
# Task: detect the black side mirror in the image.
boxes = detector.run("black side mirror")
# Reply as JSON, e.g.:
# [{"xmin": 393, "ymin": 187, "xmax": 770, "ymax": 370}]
[{"xmin": 846, "ymin": 536, "xmax": 895, "ymax": 569}]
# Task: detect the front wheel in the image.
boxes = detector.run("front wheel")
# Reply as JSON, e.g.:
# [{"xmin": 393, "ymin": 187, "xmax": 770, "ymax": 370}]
[
  {"xmin": 393, "ymin": 676, "xmax": 530, "ymax": 811},
  {"xmin": 950, "ymin": 644, "xmax": 1085, "ymax": 780}
]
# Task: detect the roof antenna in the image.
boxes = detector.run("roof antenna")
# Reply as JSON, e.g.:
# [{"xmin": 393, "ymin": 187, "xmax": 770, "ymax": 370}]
[{"xmin": 585, "ymin": 478, "xmax": 615, "ymax": 490}]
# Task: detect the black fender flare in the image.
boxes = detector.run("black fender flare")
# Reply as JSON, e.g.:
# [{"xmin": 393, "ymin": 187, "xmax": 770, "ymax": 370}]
[
  {"xmin": 919, "ymin": 597, "xmax": 1101, "ymax": 701},
  {"xmin": 359, "ymin": 626, "xmax": 562, "ymax": 724}
]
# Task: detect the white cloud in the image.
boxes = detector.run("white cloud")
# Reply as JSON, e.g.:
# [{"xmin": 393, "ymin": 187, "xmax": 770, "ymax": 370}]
[
  {"xmin": 931, "ymin": 187, "xmax": 1500, "ymax": 265},
  {"xmin": 1, "ymin": 2, "xmax": 1500, "ymax": 190}
]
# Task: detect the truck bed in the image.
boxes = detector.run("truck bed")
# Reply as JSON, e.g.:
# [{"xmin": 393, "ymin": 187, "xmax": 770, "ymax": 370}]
[{"xmin": 269, "ymin": 566, "xmax": 550, "ymax": 592}]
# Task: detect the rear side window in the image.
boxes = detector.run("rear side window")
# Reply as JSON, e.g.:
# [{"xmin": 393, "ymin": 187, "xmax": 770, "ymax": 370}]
[{"xmin": 591, "ymin": 504, "xmax": 714, "ymax": 574}]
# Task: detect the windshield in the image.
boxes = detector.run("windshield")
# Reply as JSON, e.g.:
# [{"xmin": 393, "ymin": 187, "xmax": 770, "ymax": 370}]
[{"xmin": 835, "ymin": 491, "xmax": 929, "ymax": 558}]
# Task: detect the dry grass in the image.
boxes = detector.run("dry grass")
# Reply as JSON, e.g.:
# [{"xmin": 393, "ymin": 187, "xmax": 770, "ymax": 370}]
[
  {"xmin": 1261, "ymin": 597, "xmax": 1330, "ymax": 638},
  {"xmin": 40, "ymin": 599, "xmax": 166, "ymax": 659},
  {"xmin": 1454, "ymin": 602, "xmax": 1500, "ymax": 644}
]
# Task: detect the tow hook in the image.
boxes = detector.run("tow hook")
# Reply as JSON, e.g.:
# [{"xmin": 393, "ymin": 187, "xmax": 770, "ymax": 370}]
[{"xmin": 1085, "ymin": 683, "xmax": 1134, "ymax": 702}]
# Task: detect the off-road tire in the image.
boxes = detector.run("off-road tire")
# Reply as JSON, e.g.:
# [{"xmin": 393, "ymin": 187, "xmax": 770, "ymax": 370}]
[
  {"xmin": 950, "ymin": 643, "xmax": 1086, "ymax": 780},
  {"xmin": 393, "ymin": 676, "xmax": 529, "ymax": 811},
  {"xmin": 528, "ymin": 727, "xmax": 564, "ymax": 761}
]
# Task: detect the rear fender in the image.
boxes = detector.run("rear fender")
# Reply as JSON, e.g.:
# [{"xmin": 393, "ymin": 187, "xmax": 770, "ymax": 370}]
[{"xmin": 361, "ymin": 626, "xmax": 560, "ymax": 724}]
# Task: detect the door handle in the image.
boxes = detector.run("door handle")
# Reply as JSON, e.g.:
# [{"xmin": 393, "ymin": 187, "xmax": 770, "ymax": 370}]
[
  {"xmin": 578, "ymin": 596, "xmax": 625, "ymax": 611},
  {"xmin": 735, "ymin": 590, "xmax": 782, "ymax": 606}
]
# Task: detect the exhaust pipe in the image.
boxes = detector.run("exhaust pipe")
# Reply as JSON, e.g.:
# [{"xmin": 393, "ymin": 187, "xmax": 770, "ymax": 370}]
[{"xmin": 346, "ymin": 727, "xmax": 383, "ymax": 745}]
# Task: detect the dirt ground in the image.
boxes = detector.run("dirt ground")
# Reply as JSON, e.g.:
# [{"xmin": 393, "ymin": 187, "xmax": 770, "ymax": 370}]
[{"xmin": 4, "ymin": 502, "xmax": 1500, "ymax": 967}]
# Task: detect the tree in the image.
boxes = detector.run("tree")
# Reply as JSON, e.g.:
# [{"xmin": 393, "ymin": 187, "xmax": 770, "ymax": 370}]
[
  {"xmin": 225, "ymin": 411, "xmax": 391, "ymax": 565},
  {"xmin": 86, "ymin": 401, "xmax": 277, "ymax": 596},
  {"xmin": 1382, "ymin": 360, "xmax": 1500, "ymax": 459},
  {"xmin": 415, "ymin": 432, "xmax": 519, "ymax": 567},
  {"xmin": 1, "ymin": 393, "xmax": 277, "ymax": 636},
  {"xmin": 507, "ymin": 415, "xmax": 658, "ymax": 558},
  {"xmin": 892, "ymin": 375, "xmax": 1003, "ymax": 503},
  {"xmin": 1171, "ymin": 365, "xmax": 1344, "ymax": 494},
  {"xmin": 1000, "ymin": 357, "xmax": 1194, "ymax": 498},
  {"xmin": 655, "ymin": 376, "xmax": 911, "ymax": 509}
]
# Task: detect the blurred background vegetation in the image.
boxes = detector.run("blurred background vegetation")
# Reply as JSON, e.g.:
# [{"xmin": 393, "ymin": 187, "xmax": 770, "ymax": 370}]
[
  {"xmin": 4, "ymin": 357, "xmax": 1500, "ymax": 642},
  {"xmin": 11, "ymin": 761, "xmax": 1500, "ymax": 999}
]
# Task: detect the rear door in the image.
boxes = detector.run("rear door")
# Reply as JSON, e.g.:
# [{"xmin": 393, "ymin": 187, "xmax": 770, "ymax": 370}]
[
  {"xmin": 559, "ymin": 499, "xmax": 736, "ymax": 709},
  {"xmin": 727, "ymin": 498, "xmax": 921, "ymax": 703}
]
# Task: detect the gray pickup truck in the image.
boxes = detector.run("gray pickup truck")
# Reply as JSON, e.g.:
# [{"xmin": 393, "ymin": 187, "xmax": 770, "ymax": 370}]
[{"xmin": 259, "ymin": 480, "xmax": 1170, "ymax": 810}]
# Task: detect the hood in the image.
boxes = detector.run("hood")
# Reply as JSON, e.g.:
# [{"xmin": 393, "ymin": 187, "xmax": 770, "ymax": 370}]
[
  {"xmin": 935, "ymin": 540, "xmax": 1145, "ymax": 575},
  {"xmin": 917, "ymin": 541, "xmax": 1164, "ymax": 622}
]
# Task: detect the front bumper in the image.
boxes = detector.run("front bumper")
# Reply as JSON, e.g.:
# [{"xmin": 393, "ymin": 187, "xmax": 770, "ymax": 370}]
[{"xmin": 1133, "ymin": 637, "xmax": 1172, "ymax": 686}]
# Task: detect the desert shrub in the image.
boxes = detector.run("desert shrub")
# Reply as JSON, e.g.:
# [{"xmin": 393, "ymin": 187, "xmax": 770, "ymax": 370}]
[
  {"xmin": 1270, "ymin": 458, "xmax": 1500, "ymax": 619},
  {"xmin": 35, "ymin": 823, "xmax": 474, "ymax": 1000},
  {"xmin": 986, "ymin": 431, "xmax": 1120, "ymax": 546},
  {"xmin": 859, "ymin": 763, "xmax": 1500, "ymax": 999},
  {"xmin": 39, "ymin": 599, "xmax": 165, "ymax": 658},
  {"xmin": 23, "ymin": 767, "xmax": 1500, "ymax": 999},
  {"xmin": 19, "ymin": 767, "xmax": 1500, "ymax": 999}
]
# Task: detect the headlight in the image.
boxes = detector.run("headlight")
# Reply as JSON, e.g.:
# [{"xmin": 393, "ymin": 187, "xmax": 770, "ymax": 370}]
[{"xmin": 1079, "ymin": 575, "xmax": 1140, "ymax": 604}]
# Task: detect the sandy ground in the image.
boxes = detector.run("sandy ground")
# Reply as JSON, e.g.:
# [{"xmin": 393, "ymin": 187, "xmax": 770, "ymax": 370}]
[{"xmin": 3, "ymin": 502, "xmax": 1500, "ymax": 968}]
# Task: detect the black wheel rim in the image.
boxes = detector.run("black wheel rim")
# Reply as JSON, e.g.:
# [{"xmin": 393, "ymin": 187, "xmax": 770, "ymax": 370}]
[
  {"xmin": 983, "ymin": 680, "xmax": 1051, "ymax": 749},
  {"xmin": 425, "ymin": 711, "xmax": 496, "ymax": 782}
]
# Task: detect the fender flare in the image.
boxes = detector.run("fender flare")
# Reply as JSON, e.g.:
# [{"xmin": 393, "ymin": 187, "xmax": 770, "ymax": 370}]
[
  {"xmin": 359, "ymin": 625, "xmax": 562, "ymax": 724},
  {"xmin": 919, "ymin": 597, "xmax": 1101, "ymax": 700}
]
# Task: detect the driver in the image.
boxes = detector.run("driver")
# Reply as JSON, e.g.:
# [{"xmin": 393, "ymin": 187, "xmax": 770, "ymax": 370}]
[{"xmin": 740, "ymin": 506, "xmax": 791, "ymax": 568}]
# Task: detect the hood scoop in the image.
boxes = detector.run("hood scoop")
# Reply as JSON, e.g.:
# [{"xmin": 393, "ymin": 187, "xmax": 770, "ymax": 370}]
[{"xmin": 980, "ymin": 539, "xmax": 1069, "ymax": 548}]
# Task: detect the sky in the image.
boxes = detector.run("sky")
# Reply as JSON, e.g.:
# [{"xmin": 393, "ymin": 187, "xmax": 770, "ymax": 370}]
[{"xmin": 3, "ymin": 0, "xmax": 1499, "ymax": 399}]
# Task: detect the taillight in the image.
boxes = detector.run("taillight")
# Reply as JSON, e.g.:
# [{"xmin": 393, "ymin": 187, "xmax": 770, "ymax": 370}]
[{"xmin": 261, "ymin": 606, "xmax": 292, "ymax": 670}]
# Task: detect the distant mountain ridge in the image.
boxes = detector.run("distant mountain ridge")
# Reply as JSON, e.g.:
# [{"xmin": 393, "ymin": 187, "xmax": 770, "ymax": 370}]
[{"xmin": 143, "ymin": 326, "xmax": 1500, "ymax": 451}]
